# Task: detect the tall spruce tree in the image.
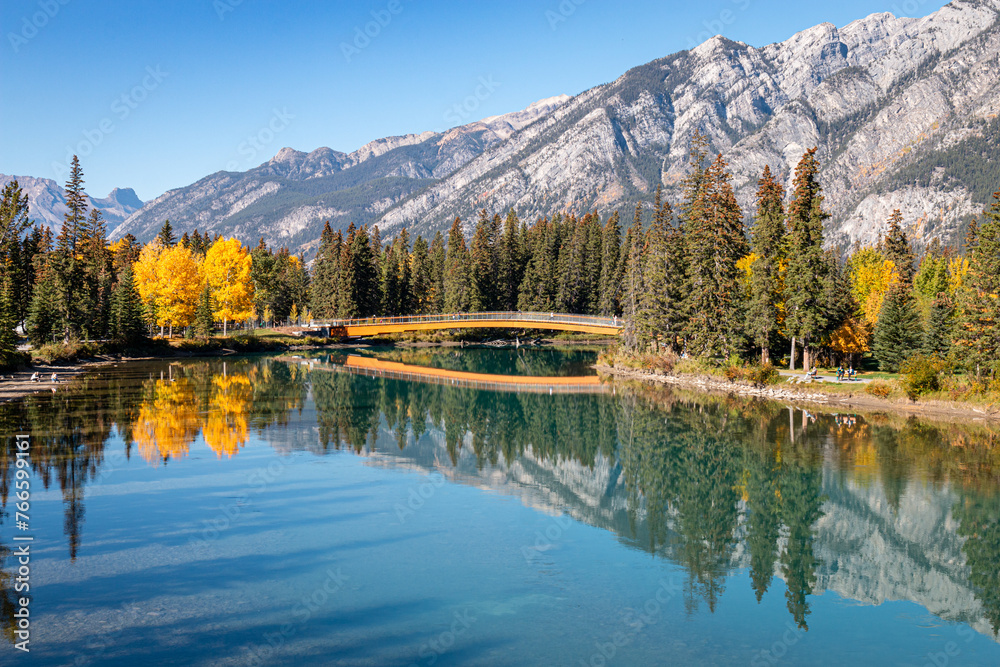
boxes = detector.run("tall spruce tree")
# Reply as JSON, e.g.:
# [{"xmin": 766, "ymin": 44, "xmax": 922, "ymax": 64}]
[
  {"xmin": 597, "ymin": 211, "xmax": 622, "ymax": 317},
  {"xmin": 496, "ymin": 209, "xmax": 524, "ymax": 311},
  {"xmin": 443, "ymin": 218, "xmax": 471, "ymax": 313},
  {"xmin": 783, "ymin": 148, "xmax": 830, "ymax": 371},
  {"xmin": 157, "ymin": 220, "xmax": 176, "ymax": 247},
  {"xmin": 638, "ymin": 188, "xmax": 686, "ymax": 352},
  {"xmin": 873, "ymin": 282, "xmax": 922, "ymax": 371},
  {"xmin": 309, "ymin": 222, "xmax": 339, "ymax": 318},
  {"xmin": 685, "ymin": 153, "xmax": 748, "ymax": 359},
  {"xmin": 53, "ymin": 155, "xmax": 88, "ymax": 341},
  {"xmin": 953, "ymin": 192, "xmax": 1000, "ymax": 379},
  {"xmin": 410, "ymin": 235, "xmax": 433, "ymax": 314},
  {"xmin": 109, "ymin": 265, "xmax": 147, "ymax": 345},
  {"xmin": 621, "ymin": 204, "xmax": 645, "ymax": 350},
  {"xmin": 0, "ymin": 261, "xmax": 18, "ymax": 367},
  {"xmin": 429, "ymin": 231, "xmax": 447, "ymax": 312},
  {"xmin": 748, "ymin": 165, "xmax": 786, "ymax": 364},
  {"xmin": 882, "ymin": 209, "xmax": 916, "ymax": 284},
  {"xmin": 469, "ymin": 210, "xmax": 499, "ymax": 312}
]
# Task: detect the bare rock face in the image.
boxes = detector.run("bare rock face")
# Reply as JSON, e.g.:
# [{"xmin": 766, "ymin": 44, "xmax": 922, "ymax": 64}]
[
  {"xmin": 109, "ymin": 96, "xmax": 571, "ymax": 255},
  {"xmin": 377, "ymin": 0, "xmax": 1000, "ymax": 249},
  {"xmin": 116, "ymin": 0, "xmax": 1000, "ymax": 254}
]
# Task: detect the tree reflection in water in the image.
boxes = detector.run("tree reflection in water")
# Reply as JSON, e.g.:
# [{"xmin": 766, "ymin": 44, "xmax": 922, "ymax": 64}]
[{"xmin": 0, "ymin": 353, "xmax": 999, "ymax": 640}]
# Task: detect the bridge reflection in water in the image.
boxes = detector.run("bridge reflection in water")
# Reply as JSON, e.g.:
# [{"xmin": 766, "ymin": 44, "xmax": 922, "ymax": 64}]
[
  {"xmin": 290, "ymin": 354, "xmax": 609, "ymax": 394},
  {"xmin": 312, "ymin": 311, "xmax": 623, "ymax": 337}
]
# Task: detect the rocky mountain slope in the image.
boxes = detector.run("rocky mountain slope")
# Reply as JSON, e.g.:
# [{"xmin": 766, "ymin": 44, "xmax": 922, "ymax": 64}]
[
  {"xmin": 0, "ymin": 174, "xmax": 143, "ymax": 235},
  {"xmin": 377, "ymin": 0, "xmax": 1000, "ymax": 249},
  {"xmin": 108, "ymin": 96, "xmax": 570, "ymax": 255},
  {"xmin": 111, "ymin": 0, "xmax": 1000, "ymax": 255}
]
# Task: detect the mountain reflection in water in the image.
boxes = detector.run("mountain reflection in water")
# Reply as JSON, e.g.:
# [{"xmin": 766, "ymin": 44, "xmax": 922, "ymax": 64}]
[{"xmin": 1, "ymin": 351, "xmax": 999, "ymax": 647}]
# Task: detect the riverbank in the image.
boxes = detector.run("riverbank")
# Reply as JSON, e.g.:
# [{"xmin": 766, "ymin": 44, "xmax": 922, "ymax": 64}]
[{"xmin": 597, "ymin": 364, "xmax": 1000, "ymax": 424}]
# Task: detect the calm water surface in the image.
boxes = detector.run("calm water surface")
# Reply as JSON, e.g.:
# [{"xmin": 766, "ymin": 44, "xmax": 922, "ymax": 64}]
[{"xmin": 1, "ymin": 348, "xmax": 999, "ymax": 666}]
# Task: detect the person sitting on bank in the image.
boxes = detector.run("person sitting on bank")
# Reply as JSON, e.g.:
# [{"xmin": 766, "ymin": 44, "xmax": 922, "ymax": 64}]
[
  {"xmin": 51, "ymin": 373, "xmax": 58, "ymax": 383},
  {"xmin": 30, "ymin": 372, "xmax": 39, "ymax": 382}
]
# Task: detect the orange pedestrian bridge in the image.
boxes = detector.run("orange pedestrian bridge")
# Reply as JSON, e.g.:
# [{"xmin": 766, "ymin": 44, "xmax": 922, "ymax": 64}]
[
  {"xmin": 311, "ymin": 311, "xmax": 623, "ymax": 337},
  {"xmin": 285, "ymin": 354, "xmax": 609, "ymax": 395}
]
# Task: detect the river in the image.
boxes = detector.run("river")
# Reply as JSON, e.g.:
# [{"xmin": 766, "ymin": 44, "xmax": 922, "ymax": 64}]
[{"xmin": 1, "ymin": 348, "xmax": 998, "ymax": 665}]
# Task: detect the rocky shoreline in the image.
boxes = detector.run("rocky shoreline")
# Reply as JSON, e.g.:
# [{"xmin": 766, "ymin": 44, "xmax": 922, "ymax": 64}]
[{"xmin": 597, "ymin": 364, "xmax": 1000, "ymax": 424}]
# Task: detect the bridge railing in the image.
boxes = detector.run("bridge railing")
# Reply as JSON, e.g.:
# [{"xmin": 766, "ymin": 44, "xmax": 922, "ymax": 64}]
[{"xmin": 311, "ymin": 311, "xmax": 622, "ymax": 329}]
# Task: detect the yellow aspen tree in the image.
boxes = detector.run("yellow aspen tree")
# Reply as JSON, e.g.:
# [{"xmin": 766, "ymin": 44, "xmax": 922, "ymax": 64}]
[
  {"xmin": 847, "ymin": 247, "xmax": 898, "ymax": 326},
  {"xmin": 156, "ymin": 244, "xmax": 203, "ymax": 335},
  {"xmin": 133, "ymin": 240, "xmax": 163, "ymax": 332},
  {"xmin": 204, "ymin": 238, "xmax": 255, "ymax": 335}
]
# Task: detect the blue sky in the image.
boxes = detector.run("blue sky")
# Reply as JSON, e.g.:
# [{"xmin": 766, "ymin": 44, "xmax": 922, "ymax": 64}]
[{"xmin": 0, "ymin": 0, "xmax": 950, "ymax": 201}]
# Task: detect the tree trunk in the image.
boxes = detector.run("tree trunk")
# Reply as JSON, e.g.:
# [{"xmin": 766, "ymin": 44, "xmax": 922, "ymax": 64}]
[
  {"xmin": 761, "ymin": 346, "xmax": 770, "ymax": 365},
  {"xmin": 790, "ymin": 337, "xmax": 796, "ymax": 372},
  {"xmin": 223, "ymin": 319, "xmax": 228, "ymax": 336}
]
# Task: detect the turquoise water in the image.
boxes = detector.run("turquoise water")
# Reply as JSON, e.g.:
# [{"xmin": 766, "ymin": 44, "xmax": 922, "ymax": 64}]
[{"xmin": 1, "ymin": 350, "xmax": 999, "ymax": 665}]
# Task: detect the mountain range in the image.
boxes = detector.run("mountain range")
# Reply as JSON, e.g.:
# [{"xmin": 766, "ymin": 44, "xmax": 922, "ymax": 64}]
[
  {"xmin": 0, "ymin": 174, "xmax": 143, "ymax": 236},
  {"xmin": 14, "ymin": 0, "xmax": 1000, "ymax": 257}
]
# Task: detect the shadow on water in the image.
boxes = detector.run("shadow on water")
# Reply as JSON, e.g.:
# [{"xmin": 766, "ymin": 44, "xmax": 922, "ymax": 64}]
[{"xmin": 1, "ymin": 350, "xmax": 999, "ymax": 651}]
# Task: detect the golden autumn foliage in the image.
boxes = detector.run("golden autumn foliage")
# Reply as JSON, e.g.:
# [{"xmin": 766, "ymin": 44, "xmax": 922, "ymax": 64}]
[
  {"xmin": 157, "ymin": 245, "xmax": 204, "ymax": 329},
  {"xmin": 848, "ymin": 247, "xmax": 898, "ymax": 325},
  {"xmin": 204, "ymin": 238, "xmax": 254, "ymax": 332},
  {"xmin": 736, "ymin": 252, "xmax": 757, "ymax": 295},
  {"xmin": 204, "ymin": 372, "xmax": 252, "ymax": 458},
  {"xmin": 133, "ymin": 241, "xmax": 203, "ymax": 331},
  {"xmin": 827, "ymin": 317, "xmax": 871, "ymax": 354},
  {"xmin": 948, "ymin": 256, "xmax": 970, "ymax": 293},
  {"xmin": 135, "ymin": 378, "xmax": 200, "ymax": 466}
]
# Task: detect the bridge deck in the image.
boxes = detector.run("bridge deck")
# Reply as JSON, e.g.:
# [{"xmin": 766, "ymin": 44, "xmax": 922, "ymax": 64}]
[{"xmin": 312, "ymin": 311, "xmax": 622, "ymax": 337}]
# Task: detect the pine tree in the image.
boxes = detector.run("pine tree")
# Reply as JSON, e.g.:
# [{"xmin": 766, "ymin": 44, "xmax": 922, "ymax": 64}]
[
  {"xmin": 80, "ymin": 207, "xmax": 114, "ymax": 339},
  {"xmin": 783, "ymin": 148, "xmax": 830, "ymax": 371},
  {"xmin": 194, "ymin": 283, "xmax": 214, "ymax": 337},
  {"xmin": 53, "ymin": 155, "xmax": 88, "ymax": 341},
  {"xmin": 747, "ymin": 165, "xmax": 786, "ymax": 364},
  {"xmin": 309, "ymin": 222, "xmax": 340, "ymax": 319},
  {"xmin": 882, "ymin": 209, "xmax": 916, "ymax": 284},
  {"xmin": 0, "ymin": 260, "xmax": 18, "ymax": 367},
  {"xmin": 873, "ymin": 282, "xmax": 922, "ymax": 372},
  {"xmin": 469, "ymin": 210, "xmax": 499, "ymax": 312},
  {"xmin": 410, "ymin": 235, "xmax": 433, "ymax": 314},
  {"xmin": 597, "ymin": 211, "xmax": 622, "ymax": 317},
  {"xmin": 496, "ymin": 209, "xmax": 524, "ymax": 311},
  {"xmin": 157, "ymin": 220, "xmax": 176, "ymax": 247},
  {"xmin": 638, "ymin": 190, "xmax": 686, "ymax": 352},
  {"xmin": 109, "ymin": 265, "xmax": 147, "ymax": 345},
  {"xmin": 953, "ymin": 191, "xmax": 1000, "ymax": 379},
  {"xmin": 621, "ymin": 204, "xmax": 644, "ymax": 350},
  {"xmin": 429, "ymin": 231, "xmax": 447, "ymax": 312},
  {"xmin": 443, "ymin": 218, "xmax": 471, "ymax": 313},
  {"xmin": 684, "ymin": 152, "xmax": 748, "ymax": 359}
]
